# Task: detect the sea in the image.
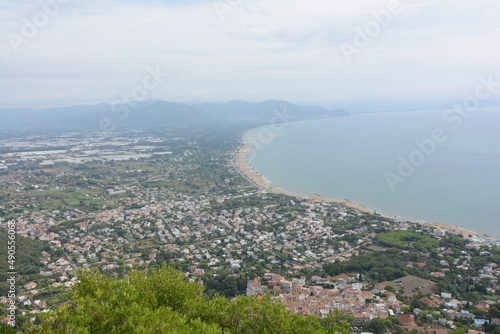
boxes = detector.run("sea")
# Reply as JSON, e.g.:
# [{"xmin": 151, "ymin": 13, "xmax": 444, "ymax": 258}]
[{"xmin": 247, "ymin": 108, "xmax": 500, "ymax": 240}]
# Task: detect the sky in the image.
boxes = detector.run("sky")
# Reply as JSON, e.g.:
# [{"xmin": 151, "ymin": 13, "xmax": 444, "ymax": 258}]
[{"xmin": 1, "ymin": 0, "xmax": 500, "ymax": 108}]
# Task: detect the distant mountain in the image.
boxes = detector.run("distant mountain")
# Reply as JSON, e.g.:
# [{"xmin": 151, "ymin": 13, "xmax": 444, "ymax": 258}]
[{"xmin": 0, "ymin": 100, "xmax": 348, "ymax": 130}]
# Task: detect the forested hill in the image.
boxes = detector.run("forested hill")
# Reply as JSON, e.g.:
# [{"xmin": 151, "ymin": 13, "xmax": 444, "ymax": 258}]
[{"xmin": 0, "ymin": 227, "xmax": 48, "ymax": 296}]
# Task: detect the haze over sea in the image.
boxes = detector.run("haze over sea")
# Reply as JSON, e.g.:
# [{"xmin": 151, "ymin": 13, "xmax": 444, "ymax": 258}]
[{"xmin": 248, "ymin": 108, "xmax": 500, "ymax": 239}]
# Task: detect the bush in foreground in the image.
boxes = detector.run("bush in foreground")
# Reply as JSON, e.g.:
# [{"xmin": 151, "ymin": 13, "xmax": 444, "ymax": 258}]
[{"xmin": 25, "ymin": 266, "xmax": 350, "ymax": 333}]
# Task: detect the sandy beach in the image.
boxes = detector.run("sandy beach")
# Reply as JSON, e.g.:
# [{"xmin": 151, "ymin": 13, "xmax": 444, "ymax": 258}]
[
  {"xmin": 234, "ymin": 129, "xmax": 480, "ymax": 239},
  {"xmin": 426, "ymin": 222, "xmax": 478, "ymax": 238}
]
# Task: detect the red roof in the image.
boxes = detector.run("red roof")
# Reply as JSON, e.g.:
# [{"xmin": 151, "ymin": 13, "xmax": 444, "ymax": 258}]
[
  {"xmin": 421, "ymin": 297, "xmax": 439, "ymax": 308},
  {"xmin": 399, "ymin": 314, "xmax": 416, "ymax": 326}
]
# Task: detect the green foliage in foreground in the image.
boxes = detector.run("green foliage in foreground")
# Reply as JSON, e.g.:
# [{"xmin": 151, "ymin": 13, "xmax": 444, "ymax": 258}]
[{"xmin": 25, "ymin": 266, "xmax": 350, "ymax": 334}]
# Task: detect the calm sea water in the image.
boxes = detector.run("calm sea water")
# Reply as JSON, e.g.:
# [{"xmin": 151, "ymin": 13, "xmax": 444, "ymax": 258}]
[{"xmin": 248, "ymin": 109, "xmax": 500, "ymax": 239}]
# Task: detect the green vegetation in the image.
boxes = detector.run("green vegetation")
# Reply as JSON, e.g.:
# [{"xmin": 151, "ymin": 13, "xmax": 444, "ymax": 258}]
[
  {"xmin": 48, "ymin": 218, "xmax": 91, "ymax": 233},
  {"xmin": 210, "ymin": 194, "xmax": 295, "ymax": 211},
  {"xmin": 377, "ymin": 231, "xmax": 438, "ymax": 252},
  {"xmin": 204, "ymin": 274, "xmax": 247, "ymax": 298},
  {"xmin": 0, "ymin": 324, "xmax": 16, "ymax": 333},
  {"xmin": 26, "ymin": 266, "xmax": 350, "ymax": 334},
  {"xmin": 323, "ymin": 249, "xmax": 409, "ymax": 282},
  {"xmin": 0, "ymin": 227, "xmax": 48, "ymax": 295}
]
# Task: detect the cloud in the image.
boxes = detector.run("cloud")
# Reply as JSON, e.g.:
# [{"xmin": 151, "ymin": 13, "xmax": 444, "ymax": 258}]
[{"xmin": 0, "ymin": 0, "xmax": 499, "ymax": 108}]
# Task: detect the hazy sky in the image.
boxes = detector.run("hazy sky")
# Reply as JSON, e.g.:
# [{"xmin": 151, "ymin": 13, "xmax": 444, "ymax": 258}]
[{"xmin": 1, "ymin": 0, "xmax": 499, "ymax": 108}]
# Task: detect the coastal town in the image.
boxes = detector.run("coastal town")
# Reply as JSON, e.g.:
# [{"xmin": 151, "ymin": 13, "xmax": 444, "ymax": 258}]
[{"xmin": 0, "ymin": 127, "xmax": 499, "ymax": 333}]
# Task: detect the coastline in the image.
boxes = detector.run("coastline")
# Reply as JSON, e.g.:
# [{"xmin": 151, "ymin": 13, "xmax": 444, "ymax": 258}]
[{"xmin": 234, "ymin": 127, "xmax": 481, "ymax": 239}]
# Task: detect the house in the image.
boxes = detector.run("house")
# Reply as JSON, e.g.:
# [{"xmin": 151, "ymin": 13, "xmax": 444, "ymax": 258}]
[
  {"xmin": 246, "ymin": 278, "xmax": 263, "ymax": 296},
  {"xmin": 444, "ymin": 301, "xmax": 458, "ymax": 309},
  {"xmin": 279, "ymin": 280, "xmax": 292, "ymax": 290},
  {"xmin": 34, "ymin": 300, "xmax": 48, "ymax": 309},
  {"xmin": 385, "ymin": 291, "xmax": 397, "ymax": 302},
  {"xmin": 24, "ymin": 282, "xmax": 37, "ymax": 290},
  {"xmin": 371, "ymin": 284, "xmax": 386, "ymax": 294},
  {"xmin": 192, "ymin": 269, "xmax": 204, "ymax": 276},
  {"xmin": 434, "ymin": 229, "xmax": 446, "ymax": 238},
  {"xmin": 332, "ymin": 273, "xmax": 354, "ymax": 282},
  {"xmin": 421, "ymin": 297, "xmax": 439, "ymax": 308},
  {"xmin": 474, "ymin": 319, "xmax": 489, "ymax": 328},
  {"xmin": 457, "ymin": 310, "xmax": 475, "ymax": 320},
  {"xmin": 431, "ymin": 272, "xmax": 445, "ymax": 278},
  {"xmin": 56, "ymin": 258, "xmax": 70, "ymax": 266},
  {"xmin": 441, "ymin": 292, "xmax": 452, "ymax": 300},
  {"xmin": 319, "ymin": 309, "xmax": 329, "ymax": 318},
  {"xmin": 442, "ymin": 309, "xmax": 458, "ymax": 319},
  {"xmin": 351, "ymin": 314, "xmax": 371, "ymax": 326},
  {"xmin": 399, "ymin": 313, "xmax": 418, "ymax": 330}
]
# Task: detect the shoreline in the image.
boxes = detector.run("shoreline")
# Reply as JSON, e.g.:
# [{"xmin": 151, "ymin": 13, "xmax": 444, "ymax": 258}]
[{"xmin": 234, "ymin": 127, "xmax": 482, "ymax": 240}]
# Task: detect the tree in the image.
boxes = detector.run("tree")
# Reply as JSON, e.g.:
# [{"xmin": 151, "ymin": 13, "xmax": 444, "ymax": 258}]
[
  {"xmin": 0, "ymin": 324, "xmax": 16, "ymax": 333},
  {"xmin": 25, "ymin": 265, "xmax": 351, "ymax": 334},
  {"xmin": 371, "ymin": 318, "xmax": 389, "ymax": 334},
  {"xmin": 490, "ymin": 327, "xmax": 500, "ymax": 334},
  {"xmin": 385, "ymin": 285, "xmax": 395, "ymax": 293}
]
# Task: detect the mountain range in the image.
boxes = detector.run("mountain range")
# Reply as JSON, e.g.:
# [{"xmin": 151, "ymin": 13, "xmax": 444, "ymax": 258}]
[{"xmin": 0, "ymin": 100, "xmax": 348, "ymax": 130}]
